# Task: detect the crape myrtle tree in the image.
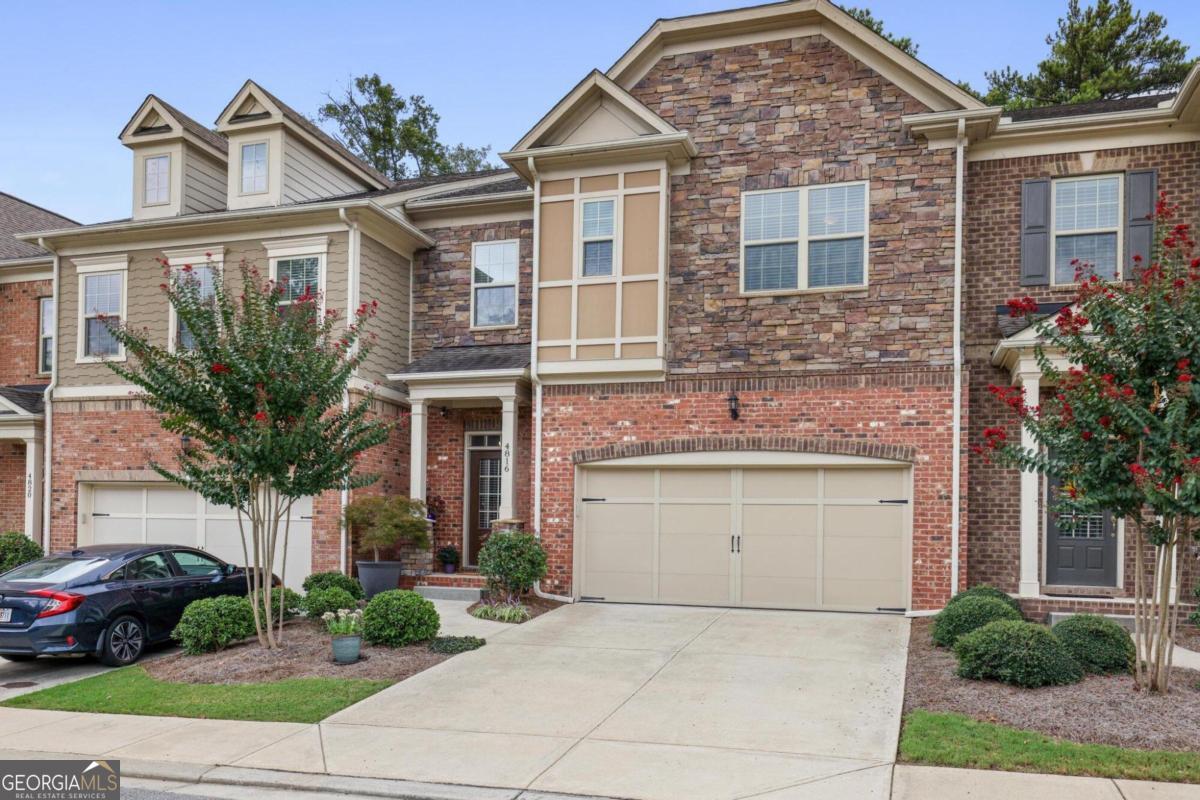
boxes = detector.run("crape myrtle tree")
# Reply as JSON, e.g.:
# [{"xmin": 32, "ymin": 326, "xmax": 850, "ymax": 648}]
[
  {"xmin": 986, "ymin": 192, "xmax": 1199, "ymax": 692},
  {"xmin": 101, "ymin": 258, "xmax": 391, "ymax": 649}
]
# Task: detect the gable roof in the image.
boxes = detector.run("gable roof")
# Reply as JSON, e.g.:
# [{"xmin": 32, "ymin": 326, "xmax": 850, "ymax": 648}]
[
  {"xmin": 607, "ymin": 0, "xmax": 983, "ymax": 113},
  {"xmin": 216, "ymin": 80, "xmax": 393, "ymax": 190},
  {"xmin": 0, "ymin": 191, "xmax": 77, "ymax": 262},
  {"xmin": 119, "ymin": 95, "xmax": 227, "ymax": 157},
  {"xmin": 1006, "ymin": 93, "xmax": 1175, "ymax": 122},
  {"xmin": 0, "ymin": 385, "xmax": 47, "ymax": 417}
]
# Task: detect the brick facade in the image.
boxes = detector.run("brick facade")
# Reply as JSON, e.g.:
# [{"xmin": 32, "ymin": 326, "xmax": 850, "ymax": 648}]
[
  {"xmin": 0, "ymin": 278, "xmax": 51, "ymax": 386},
  {"xmin": 0, "ymin": 442, "xmax": 25, "ymax": 533}
]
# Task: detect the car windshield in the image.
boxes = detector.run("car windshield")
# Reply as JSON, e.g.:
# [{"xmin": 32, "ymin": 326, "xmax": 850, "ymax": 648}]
[{"xmin": 2, "ymin": 557, "xmax": 108, "ymax": 583}]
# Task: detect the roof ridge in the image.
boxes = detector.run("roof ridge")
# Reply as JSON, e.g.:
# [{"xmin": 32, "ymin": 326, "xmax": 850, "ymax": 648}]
[{"xmin": 0, "ymin": 191, "xmax": 79, "ymax": 227}]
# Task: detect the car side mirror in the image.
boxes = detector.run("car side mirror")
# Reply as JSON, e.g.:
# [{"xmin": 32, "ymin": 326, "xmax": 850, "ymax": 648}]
[{"xmin": 223, "ymin": 563, "xmax": 238, "ymax": 576}]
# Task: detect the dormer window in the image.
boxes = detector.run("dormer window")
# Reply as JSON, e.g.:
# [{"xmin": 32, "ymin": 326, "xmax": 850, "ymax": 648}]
[
  {"xmin": 241, "ymin": 142, "xmax": 268, "ymax": 194},
  {"xmin": 143, "ymin": 155, "xmax": 170, "ymax": 206}
]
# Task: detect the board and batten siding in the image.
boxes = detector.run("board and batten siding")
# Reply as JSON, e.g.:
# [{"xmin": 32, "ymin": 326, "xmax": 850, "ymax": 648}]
[
  {"xmin": 182, "ymin": 149, "xmax": 227, "ymax": 215},
  {"xmin": 357, "ymin": 234, "xmax": 410, "ymax": 385},
  {"xmin": 282, "ymin": 137, "xmax": 366, "ymax": 205},
  {"xmin": 58, "ymin": 232, "xmax": 349, "ymax": 387}
]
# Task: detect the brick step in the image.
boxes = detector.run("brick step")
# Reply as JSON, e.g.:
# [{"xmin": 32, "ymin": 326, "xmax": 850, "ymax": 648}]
[{"xmin": 417, "ymin": 572, "xmax": 487, "ymax": 588}]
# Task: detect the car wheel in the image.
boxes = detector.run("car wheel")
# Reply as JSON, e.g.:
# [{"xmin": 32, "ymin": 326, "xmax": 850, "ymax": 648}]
[
  {"xmin": 101, "ymin": 616, "xmax": 146, "ymax": 666},
  {"xmin": 0, "ymin": 654, "xmax": 36, "ymax": 662}
]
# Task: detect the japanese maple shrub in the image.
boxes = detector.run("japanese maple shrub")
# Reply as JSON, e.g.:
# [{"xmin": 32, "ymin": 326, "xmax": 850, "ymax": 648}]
[
  {"xmin": 988, "ymin": 192, "xmax": 1199, "ymax": 692},
  {"xmin": 101, "ymin": 259, "xmax": 390, "ymax": 650}
]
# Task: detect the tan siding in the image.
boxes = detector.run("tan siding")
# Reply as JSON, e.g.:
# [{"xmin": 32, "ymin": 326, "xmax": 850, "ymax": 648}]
[
  {"xmin": 182, "ymin": 149, "xmax": 227, "ymax": 214},
  {"xmin": 622, "ymin": 192, "xmax": 659, "ymax": 276},
  {"xmin": 539, "ymin": 201, "xmax": 573, "ymax": 282},
  {"xmin": 357, "ymin": 234, "xmax": 410, "ymax": 384},
  {"xmin": 282, "ymin": 137, "xmax": 365, "ymax": 204}
]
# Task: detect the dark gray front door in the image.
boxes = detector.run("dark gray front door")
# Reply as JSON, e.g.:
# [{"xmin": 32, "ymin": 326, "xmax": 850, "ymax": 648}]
[{"xmin": 1046, "ymin": 474, "xmax": 1118, "ymax": 587}]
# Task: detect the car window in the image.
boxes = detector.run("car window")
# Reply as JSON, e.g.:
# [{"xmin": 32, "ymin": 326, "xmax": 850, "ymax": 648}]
[
  {"xmin": 125, "ymin": 554, "xmax": 173, "ymax": 581},
  {"xmin": 172, "ymin": 551, "xmax": 223, "ymax": 577},
  {"xmin": 2, "ymin": 557, "xmax": 108, "ymax": 583}
]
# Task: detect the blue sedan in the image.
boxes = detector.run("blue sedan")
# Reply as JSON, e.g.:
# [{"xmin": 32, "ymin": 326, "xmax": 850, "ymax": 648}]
[{"xmin": 0, "ymin": 544, "xmax": 249, "ymax": 666}]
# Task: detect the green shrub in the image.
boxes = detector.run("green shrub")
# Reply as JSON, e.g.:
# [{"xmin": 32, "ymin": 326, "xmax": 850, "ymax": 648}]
[
  {"xmin": 429, "ymin": 635, "xmax": 485, "ymax": 654},
  {"xmin": 0, "ymin": 532, "xmax": 43, "ymax": 575},
  {"xmin": 1190, "ymin": 583, "xmax": 1199, "ymax": 627},
  {"xmin": 932, "ymin": 595, "xmax": 1023, "ymax": 647},
  {"xmin": 945, "ymin": 585, "xmax": 1021, "ymax": 613},
  {"xmin": 254, "ymin": 587, "xmax": 304, "ymax": 622},
  {"xmin": 363, "ymin": 590, "xmax": 440, "ymax": 647},
  {"xmin": 478, "ymin": 530, "xmax": 547, "ymax": 603},
  {"xmin": 470, "ymin": 602, "xmax": 531, "ymax": 623},
  {"xmin": 1052, "ymin": 614, "xmax": 1135, "ymax": 674},
  {"xmin": 303, "ymin": 587, "xmax": 358, "ymax": 618},
  {"xmin": 172, "ymin": 596, "xmax": 255, "ymax": 655},
  {"xmin": 955, "ymin": 619, "xmax": 1084, "ymax": 688},
  {"xmin": 302, "ymin": 571, "xmax": 364, "ymax": 600}
]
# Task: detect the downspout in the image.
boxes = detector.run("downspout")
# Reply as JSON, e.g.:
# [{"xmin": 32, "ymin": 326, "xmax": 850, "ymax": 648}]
[
  {"xmin": 40, "ymin": 240, "xmax": 58, "ymax": 552},
  {"xmin": 950, "ymin": 118, "xmax": 966, "ymax": 600},
  {"xmin": 527, "ymin": 155, "xmax": 572, "ymax": 603},
  {"xmin": 338, "ymin": 208, "xmax": 361, "ymax": 574}
]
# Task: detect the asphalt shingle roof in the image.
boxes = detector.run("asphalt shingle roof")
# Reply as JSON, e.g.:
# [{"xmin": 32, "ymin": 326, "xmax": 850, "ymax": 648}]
[
  {"xmin": 152, "ymin": 96, "xmax": 228, "ymax": 153},
  {"xmin": 1007, "ymin": 93, "xmax": 1175, "ymax": 122},
  {"xmin": 995, "ymin": 303, "xmax": 1068, "ymax": 337},
  {"xmin": 416, "ymin": 175, "xmax": 530, "ymax": 203},
  {"xmin": 403, "ymin": 344, "xmax": 531, "ymax": 375},
  {"xmin": 0, "ymin": 384, "xmax": 48, "ymax": 415},
  {"xmin": 0, "ymin": 192, "xmax": 78, "ymax": 261}
]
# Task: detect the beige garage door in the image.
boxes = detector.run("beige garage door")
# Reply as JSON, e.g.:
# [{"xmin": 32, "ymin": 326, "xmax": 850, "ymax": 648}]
[
  {"xmin": 80, "ymin": 484, "xmax": 313, "ymax": 591},
  {"xmin": 578, "ymin": 465, "xmax": 909, "ymax": 612}
]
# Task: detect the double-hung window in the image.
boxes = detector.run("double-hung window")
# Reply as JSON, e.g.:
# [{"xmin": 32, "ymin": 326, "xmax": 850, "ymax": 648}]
[
  {"xmin": 38, "ymin": 297, "xmax": 54, "ymax": 374},
  {"xmin": 581, "ymin": 199, "xmax": 615, "ymax": 277},
  {"xmin": 1052, "ymin": 174, "xmax": 1122, "ymax": 284},
  {"xmin": 741, "ymin": 181, "xmax": 868, "ymax": 293},
  {"xmin": 472, "ymin": 240, "xmax": 519, "ymax": 328},
  {"xmin": 241, "ymin": 142, "xmax": 268, "ymax": 194},
  {"xmin": 143, "ymin": 155, "xmax": 170, "ymax": 206},
  {"xmin": 81, "ymin": 272, "xmax": 124, "ymax": 359},
  {"xmin": 274, "ymin": 256, "xmax": 321, "ymax": 312},
  {"xmin": 174, "ymin": 264, "xmax": 217, "ymax": 350}
]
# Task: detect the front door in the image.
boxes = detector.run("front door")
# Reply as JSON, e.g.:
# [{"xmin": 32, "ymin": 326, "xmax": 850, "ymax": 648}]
[
  {"xmin": 1046, "ymin": 474, "xmax": 1118, "ymax": 587},
  {"xmin": 467, "ymin": 449, "xmax": 502, "ymax": 566}
]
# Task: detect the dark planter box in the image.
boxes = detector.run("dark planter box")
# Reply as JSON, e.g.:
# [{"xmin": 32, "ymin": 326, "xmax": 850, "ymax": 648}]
[{"xmin": 356, "ymin": 561, "xmax": 403, "ymax": 599}]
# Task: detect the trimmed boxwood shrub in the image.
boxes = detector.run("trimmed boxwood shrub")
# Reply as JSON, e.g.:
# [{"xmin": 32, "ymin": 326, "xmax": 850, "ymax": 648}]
[
  {"xmin": 944, "ymin": 585, "xmax": 1021, "ymax": 613},
  {"xmin": 0, "ymin": 532, "xmax": 42, "ymax": 575},
  {"xmin": 173, "ymin": 595, "xmax": 255, "ymax": 655},
  {"xmin": 1052, "ymin": 614, "xmax": 1135, "ymax": 674},
  {"xmin": 303, "ymin": 587, "xmax": 358, "ymax": 618},
  {"xmin": 931, "ymin": 595, "xmax": 1023, "ymax": 647},
  {"xmin": 478, "ymin": 530, "xmax": 547, "ymax": 603},
  {"xmin": 254, "ymin": 587, "xmax": 304, "ymax": 622},
  {"xmin": 363, "ymin": 590, "xmax": 440, "ymax": 647},
  {"xmin": 302, "ymin": 571, "xmax": 364, "ymax": 600},
  {"xmin": 955, "ymin": 619, "xmax": 1084, "ymax": 688}
]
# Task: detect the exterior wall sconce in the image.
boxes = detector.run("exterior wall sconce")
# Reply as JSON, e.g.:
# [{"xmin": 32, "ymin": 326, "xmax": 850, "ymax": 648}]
[
  {"xmin": 180, "ymin": 434, "xmax": 192, "ymax": 452},
  {"xmin": 728, "ymin": 392, "xmax": 741, "ymax": 421}
]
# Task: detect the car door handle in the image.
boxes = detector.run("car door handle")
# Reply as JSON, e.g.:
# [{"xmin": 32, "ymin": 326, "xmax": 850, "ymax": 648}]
[{"xmin": 132, "ymin": 584, "xmax": 148, "ymax": 591}]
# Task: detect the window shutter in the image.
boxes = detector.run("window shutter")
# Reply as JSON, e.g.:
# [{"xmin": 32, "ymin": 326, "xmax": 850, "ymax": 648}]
[
  {"xmin": 1125, "ymin": 169, "xmax": 1157, "ymax": 278},
  {"xmin": 1020, "ymin": 178, "xmax": 1051, "ymax": 286}
]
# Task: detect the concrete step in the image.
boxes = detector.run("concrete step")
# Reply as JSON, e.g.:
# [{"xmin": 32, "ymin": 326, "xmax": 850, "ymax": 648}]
[{"xmin": 415, "ymin": 585, "xmax": 482, "ymax": 602}]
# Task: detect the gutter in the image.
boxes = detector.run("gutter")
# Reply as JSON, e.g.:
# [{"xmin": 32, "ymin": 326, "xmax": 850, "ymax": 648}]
[
  {"xmin": 40, "ymin": 239, "xmax": 58, "ymax": 551},
  {"xmin": 950, "ymin": 117, "xmax": 966, "ymax": 598},
  {"xmin": 338, "ymin": 208, "xmax": 361, "ymax": 575}
]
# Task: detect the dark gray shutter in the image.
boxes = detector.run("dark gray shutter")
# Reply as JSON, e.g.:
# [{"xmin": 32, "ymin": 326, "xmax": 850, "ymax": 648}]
[
  {"xmin": 1020, "ymin": 178, "xmax": 1051, "ymax": 286},
  {"xmin": 1125, "ymin": 169, "xmax": 1157, "ymax": 277}
]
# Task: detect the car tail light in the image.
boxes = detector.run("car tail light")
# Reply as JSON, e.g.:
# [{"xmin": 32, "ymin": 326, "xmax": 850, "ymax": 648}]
[{"xmin": 29, "ymin": 590, "xmax": 85, "ymax": 618}]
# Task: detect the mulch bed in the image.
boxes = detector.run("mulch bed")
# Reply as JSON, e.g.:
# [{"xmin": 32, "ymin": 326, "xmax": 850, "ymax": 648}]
[
  {"xmin": 1176, "ymin": 623, "xmax": 1200, "ymax": 651},
  {"xmin": 145, "ymin": 620, "xmax": 450, "ymax": 684},
  {"xmin": 469, "ymin": 594, "xmax": 564, "ymax": 622},
  {"xmin": 904, "ymin": 617, "xmax": 1200, "ymax": 752}
]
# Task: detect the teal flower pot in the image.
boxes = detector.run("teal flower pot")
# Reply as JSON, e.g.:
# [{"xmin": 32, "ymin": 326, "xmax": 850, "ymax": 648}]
[{"xmin": 331, "ymin": 634, "xmax": 362, "ymax": 664}]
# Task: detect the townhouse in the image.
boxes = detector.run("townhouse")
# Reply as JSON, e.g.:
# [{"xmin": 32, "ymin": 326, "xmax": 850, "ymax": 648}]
[{"xmin": 7, "ymin": 0, "xmax": 1199, "ymax": 613}]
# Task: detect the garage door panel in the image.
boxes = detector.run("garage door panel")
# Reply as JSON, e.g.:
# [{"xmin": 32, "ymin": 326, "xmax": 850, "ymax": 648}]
[
  {"xmin": 822, "ymin": 577, "xmax": 905, "ymax": 610},
  {"xmin": 659, "ymin": 572, "xmax": 730, "ymax": 605},
  {"xmin": 741, "ymin": 504, "xmax": 817, "ymax": 535},
  {"xmin": 659, "ymin": 469, "xmax": 730, "ymax": 499},
  {"xmin": 585, "ymin": 469, "xmax": 656, "ymax": 499},
  {"xmin": 823, "ymin": 505, "xmax": 905, "ymax": 537},
  {"xmin": 741, "ymin": 532, "xmax": 817, "ymax": 579},
  {"xmin": 146, "ymin": 517, "xmax": 197, "ymax": 545},
  {"xmin": 660, "ymin": 503, "xmax": 730, "ymax": 536},
  {"xmin": 584, "ymin": 570, "xmax": 654, "ymax": 603},
  {"xmin": 93, "ymin": 486, "xmax": 143, "ymax": 515},
  {"xmin": 146, "ymin": 487, "xmax": 196, "ymax": 515},
  {"xmin": 740, "ymin": 576, "xmax": 819, "ymax": 608},
  {"xmin": 93, "ymin": 518, "xmax": 135, "ymax": 545},
  {"xmin": 824, "ymin": 468, "xmax": 905, "ymax": 499},
  {"xmin": 741, "ymin": 469, "xmax": 818, "ymax": 499}
]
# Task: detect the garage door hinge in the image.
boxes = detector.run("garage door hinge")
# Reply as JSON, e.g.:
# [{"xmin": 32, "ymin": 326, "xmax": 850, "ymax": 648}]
[
  {"xmin": 91, "ymin": 513, "xmax": 110, "ymax": 517},
  {"xmin": 580, "ymin": 596, "xmax": 605, "ymax": 602},
  {"xmin": 581, "ymin": 497, "xmax": 606, "ymax": 503},
  {"xmin": 876, "ymin": 607, "xmax": 906, "ymax": 613},
  {"xmin": 878, "ymin": 499, "xmax": 908, "ymax": 505}
]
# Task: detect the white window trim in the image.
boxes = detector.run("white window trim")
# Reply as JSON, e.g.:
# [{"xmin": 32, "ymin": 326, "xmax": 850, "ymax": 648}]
[
  {"xmin": 578, "ymin": 196, "xmax": 619, "ymax": 279},
  {"xmin": 470, "ymin": 239, "xmax": 520, "ymax": 331},
  {"xmin": 1050, "ymin": 173, "xmax": 1124, "ymax": 287},
  {"xmin": 38, "ymin": 296, "xmax": 54, "ymax": 375},
  {"xmin": 75, "ymin": 255, "xmax": 129, "ymax": 364},
  {"xmin": 142, "ymin": 154, "xmax": 171, "ymax": 207},
  {"xmin": 739, "ymin": 180, "xmax": 870, "ymax": 296},
  {"xmin": 265, "ymin": 236, "xmax": 328, "ymax": 312},
  {"xmin": 239, "ymin": 140, "xmax": 270, "ymax": 197},
  {"xmin": 163, "ymin": 246, "xmax": 226, "ymax": 353}
]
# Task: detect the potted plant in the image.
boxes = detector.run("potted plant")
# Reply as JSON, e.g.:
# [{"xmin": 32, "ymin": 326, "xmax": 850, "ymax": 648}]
[
  {"xmin": 347, "ymin": 495, "xmax": 431, "ymax": 598},
  {"xmin": 323, "ymin": 608, "xmax": 364, "ymax": 664},
  {"xmin": 437, "ymin": 545, "xmax": 461, "ymax": 574}
]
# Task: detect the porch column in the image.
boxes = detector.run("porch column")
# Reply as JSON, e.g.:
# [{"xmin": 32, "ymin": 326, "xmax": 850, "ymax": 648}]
[
  {"xmin": 499, "ymin": 395, "xmax": 518, "ymax": 522},
  {"xmin": 23, "ymin": 436, "xmax": 43, "ymax": 544},
  {"xmin": 409, "ymin": 399, "xmax": 427, "ymax": 502},
  {"xmin": 1017, "ymin": 370, "xmax": 1041, "ymax": 598}
]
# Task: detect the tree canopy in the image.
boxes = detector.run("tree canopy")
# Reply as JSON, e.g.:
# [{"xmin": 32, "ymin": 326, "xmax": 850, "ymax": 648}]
[
  {"xmin": 844, "ymin": 7, "xmax": 918, "ymax": 57},
  {"xmin": 318, "ymin": 74, "xmax": 494, "ymax": 181}
]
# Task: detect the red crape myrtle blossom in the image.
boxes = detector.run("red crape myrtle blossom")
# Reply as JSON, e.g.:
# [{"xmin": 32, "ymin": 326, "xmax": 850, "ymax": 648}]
[{"xmin": 985, "ymin": 192, "xmax": 1200, "ymax": 694}]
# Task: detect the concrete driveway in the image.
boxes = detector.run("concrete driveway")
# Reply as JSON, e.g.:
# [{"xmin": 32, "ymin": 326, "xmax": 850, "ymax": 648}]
[{"xmin": 324, "ymin": 602, "xmax": 910, "ymax": 800}]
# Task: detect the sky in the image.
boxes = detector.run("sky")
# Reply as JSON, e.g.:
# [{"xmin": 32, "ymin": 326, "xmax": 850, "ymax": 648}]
[{"xmin": 2, "ymin": 0, "xmax": 1197, "ymax": 225}]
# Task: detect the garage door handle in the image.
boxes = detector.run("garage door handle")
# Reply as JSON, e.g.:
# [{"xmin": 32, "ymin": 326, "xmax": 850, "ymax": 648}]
[
  {"xmin": 581, "ymin": 497, "xmax": 606, "ymax": 503},
  {"xmin": 878, "ymin": 499, "xmax": 908, "ymax": 505}
]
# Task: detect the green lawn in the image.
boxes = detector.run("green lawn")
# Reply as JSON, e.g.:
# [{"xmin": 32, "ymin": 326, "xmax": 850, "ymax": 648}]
[
  {"xmin": 900, "ymin": 710, "xmax": 1200, "ymax": 784},
  {"xmin": 1, "ymin": 666, "xmax": 390, "ymax": 724}
]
